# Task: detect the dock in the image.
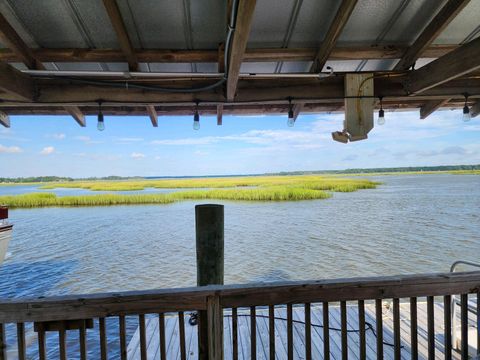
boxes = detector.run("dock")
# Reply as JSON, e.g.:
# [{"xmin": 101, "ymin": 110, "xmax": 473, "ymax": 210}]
[{"xmin": 127, "ymin": 299, "xmax": 478, "ymax": 359}]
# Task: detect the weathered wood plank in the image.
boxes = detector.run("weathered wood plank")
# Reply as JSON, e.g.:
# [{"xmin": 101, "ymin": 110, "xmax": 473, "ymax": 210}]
[
  {"xmin": 341, "ymin": 301, "xmax": 348, "ymax": 360},
  {"xmin": 101, "ymin": 0, "xmax": 138, "ymax": 71},
  {"xmin": 0, "ymin": 45, "xmax": 459, "ymax": 63},
  {"xmin": 358, "ymin": 300, "xmax": 366, "ymax": 360},
  {"xmin": 471, "ymin": 100, "xmax": 480, "ymax": 118},
  {"xmin": 0, "ymin": 61, "xmax": 35, "ymax": 101},
  {"xmin": 146, "ymin": 105, "xmax": 158, "ymax": 127},
  {"xmin": 394, "ymin": 0, "xmax": 470, "ymax": 71},
  {"xmin": 420, "ymin": 99, "xmax": 451, "ymax": 119},
  {"xmin": 405, "ymin": 37, "xmax": 480, "ymax": 94},
  {"xmin": 444, "ymin": 296, "xmax": 452, "ymax": 360},
  {"xmin": 376, "ymin": 299, "xmax": 383, "ymax": 360},
  {"xmin": 461, "ymin": 294, "xmax": 468, "ymax": 360},
  {"xmin": 119, "ymin": 315, "xmax": 127, "ymax": 360},
  {"xmin": 323, "ymin": 302, "xmax": 330, "ymax": 360},
  {"xmin": 159, "ymin": 313, "xmax": 166, "ymax": 360},
  {"xmin": 16, "ymin": 322, "xmax": 26, "ymax": 360},
  {"xmin": 100, "ymin": 317, "xmax": 108, "ymax": 360},
  {"xmin": 305, "ymin": 303, "xmax": 311, "ymax": 360},
  {"xmin": 427, "ymin": 296, "xmax": 434, "ymax": 360},
  {"xmin": 410, "ymin": 297, "xmax": 418, "ymax": 360},
  {"xmin": 310, "ymin": 0, "xmax": 358, "ymax": 73},
  {"xmin": 226, "ymin": 0, "xmax": 257, "ymax": 100}
]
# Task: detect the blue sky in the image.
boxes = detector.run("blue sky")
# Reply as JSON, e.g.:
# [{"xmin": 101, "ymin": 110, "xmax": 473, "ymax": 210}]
[{"xmin": 0, "ymin": 109, "xmax": 479, "ymax": 178}]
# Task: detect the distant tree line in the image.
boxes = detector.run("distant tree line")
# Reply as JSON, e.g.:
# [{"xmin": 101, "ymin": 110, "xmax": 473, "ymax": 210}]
[
  {"xmin": 273, "ymin": 164, "xmax": 480, "ymax": 175},
  {"xmin": 1, "ymin": 165, "xmax": 479, "ymax": 183},
  {"xmin": 0, "ymin": 176, "xmax": 139, "ymax": 183}
]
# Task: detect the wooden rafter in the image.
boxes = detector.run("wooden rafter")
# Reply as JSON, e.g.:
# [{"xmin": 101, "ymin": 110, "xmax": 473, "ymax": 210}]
[
  {"xmin": 0, "ymin": 45, "xmax": 459, "ymax": 64},
  {"xmin": 226, "ymin": 0, "xmax": 257, "ymax": 100},
  {"xmin": 471, "ymin": 100, "xmax": 480, "ymax": 118},
  {"xmin": 405, "ymin": 37, "xmax": 480, "ymax": 94},
  {"xmin": 0, "ymin": 12, "xmax": 44, "ymax": 70},
  {"xmin": 0, "ymin": 61, "xmax": 34, "ymax": 101},
  {"xmin": 394, "ymin": 0, "xmax": 470, "ymax": 71},
  {"xmin": 101, "ymin": 0, "xmax": 139, "ymax": 71},
  {"xmin": 11, "ymin": 75, "xmax": 475, "ymax": 106},
  {"xmin": 0, "ymin": 111, "xmax": 9, "ymax": 127},
  {"xmin": 216, "ymin": 104, "xmax": 223, "ymax": 125},
  {"xmin": 65, "ymin": 106, "xmax": 86, "ymax": 127},
  {"xmin": 146, "ymin": 105, "xmax": 158, "ymax": 127},
  {"xmin": 292, "ymin": 103, "xmax": 303, "ymax": 121},
  {"xmin": 419, "ymin": 99, "xmax": 451, "ymax": 119},
  {"xmin": 310, "ymin": 0, "xmax": 358, "ymax": 73}
]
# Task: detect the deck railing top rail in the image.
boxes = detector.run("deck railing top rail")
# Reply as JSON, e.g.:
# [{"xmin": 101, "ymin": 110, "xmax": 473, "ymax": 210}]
[{"xmin": 1, "ymin": 271, "xmax": 479, "ymax": 323}]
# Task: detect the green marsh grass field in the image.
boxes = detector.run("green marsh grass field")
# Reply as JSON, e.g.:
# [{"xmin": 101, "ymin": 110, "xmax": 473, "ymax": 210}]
[{"xmin": 1, "ymin": 175, "xmax": 378, "ymax": 208}]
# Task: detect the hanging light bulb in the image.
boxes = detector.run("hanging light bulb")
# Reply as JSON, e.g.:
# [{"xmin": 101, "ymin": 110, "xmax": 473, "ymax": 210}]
[
  {"xmin": 193, "ymin": 101, "xmax": 200, "ymax": 130},
  {"xmin": 463, "ymin": 93, "xmax": 471, "ymax": 122},
  {"xmin": 287, "ymin": 97, "xmax": 295, "ymax": 127},
  {"xmin": 377, "ymin": 96, "xmax": 385, "ymax": 126},
  {"xmin": 97, "ymin": 101, "xmax": 105, "ymax": 131}
]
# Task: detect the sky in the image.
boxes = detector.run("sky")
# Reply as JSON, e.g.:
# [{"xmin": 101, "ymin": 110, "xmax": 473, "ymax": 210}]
[{"xmin": 0, "ymin": 109, "xmax": 479, "ymax": 178}]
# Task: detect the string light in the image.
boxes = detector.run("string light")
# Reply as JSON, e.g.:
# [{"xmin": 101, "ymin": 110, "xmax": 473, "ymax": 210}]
[
  {"xmin": 287, "ymin": 97, "xmax": 295, "ymax": 127},
  {"xmin": 97, "ymin": 101, "xmax": 105, "ymax": 131},
  {"xmin": 193, "ymin": 101, "xmax": 200, "ymax": 130},
  {"xmin": 377, "ymin": 96, "xmax": 385, "ymax": 126}
]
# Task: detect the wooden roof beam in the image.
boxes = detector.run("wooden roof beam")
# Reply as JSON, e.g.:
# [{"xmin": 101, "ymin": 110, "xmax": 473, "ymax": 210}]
[
  {"xmin": 0, "ymin": 45, "xmax": 460, "ymax": 64},
  {"xmin": 405, "ymin": 36, "xmax": 480, "ymax": 94},
  {"xmin": 471, "ymin": 101, "xmax": 480, "ymax": 118},
  {"xmin": 419, "ymin": 99, "xmax": 451, "ymax": 119},
  {"xmin": 0, "ymin": 62, "xmax": 34, "ymax": 101},
  {"xmin": 217, "ymin": 104, "xmax": 223, "ymax": 125},
  {"xmin": 65, "ymin": 106, "xmax": 86, "ymax": 127},
  {"xmin": 394, "ymin": 0, "xmax": 470, "ymax": 71},
  {"xmin": 146, "ymin": 105, "xmax": 158, "ymax": 127},
  {"xmin": 0, "ymin": 111, "xmax": 9, "ymax": 127},
  {"xmin": 310, "ymin": 0, "xmax": 358, "ymax": 73},
  {"xmin": 0, "ymin": 12, "xmax": 44, "ymax": 70},
  {"xmin": 102, "ymin": 0, "xmax": 139, "ymax": 71},
  {"xmin": 226, "ymin": 0, "xmax": 257, "ymax": 100}
]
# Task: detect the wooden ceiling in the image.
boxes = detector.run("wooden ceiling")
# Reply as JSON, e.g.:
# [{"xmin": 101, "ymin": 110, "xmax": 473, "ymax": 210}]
[{"xmin": 0, "ymin": 0, "xmax": 479, "ymax": 127}]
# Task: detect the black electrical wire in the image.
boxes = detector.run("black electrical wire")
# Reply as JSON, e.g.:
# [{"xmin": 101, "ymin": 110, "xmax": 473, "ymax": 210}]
[{"xmin": 189, "ymin": 312, "xmax": 402, "ymax": 348}]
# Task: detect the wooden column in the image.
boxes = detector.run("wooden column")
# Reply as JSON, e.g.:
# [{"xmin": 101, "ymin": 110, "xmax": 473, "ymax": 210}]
[{"xmin": 196, "ymin": 204, "xmax": 224, "ymax": 360}]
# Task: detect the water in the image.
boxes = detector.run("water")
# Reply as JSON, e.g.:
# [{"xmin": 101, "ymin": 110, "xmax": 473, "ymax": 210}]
[
  {"xmin": 1, "ymin": 174, "xmax": 479, "ymax": 298},
  {"xmin": 1, "ymin": 174, "xmax": 479, "ymax": 358}
]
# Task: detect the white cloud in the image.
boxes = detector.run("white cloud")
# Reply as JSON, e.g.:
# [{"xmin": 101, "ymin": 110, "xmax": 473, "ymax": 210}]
[
  {"xmin": 40, "ymin": 146, "xmax": 55, "ymax": 155},
  {"xmin": 0, "ymin": 144, "xmax": 22, "ymax": 153},
  {"xmin": 51, "ymin": 133, "xmax": 66, "ymax": 140},
  {"xmin": 131, "ymin": 152, "xmax": 145, "ymax": 159},
  {"xmin": 75, "ymin": 136, "xmax": 91, "ymax": 142},
  {"xmin": 114, "ymin": 137, "xmax": 144, "ymax": 143}
]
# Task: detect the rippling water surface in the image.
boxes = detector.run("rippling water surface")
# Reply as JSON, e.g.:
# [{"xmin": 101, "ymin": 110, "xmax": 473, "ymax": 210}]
[
  {"xmin": 1, "ymin": 174, "xmax": 479, "ymax": 358},
  {"xmin": 1, "ymin": 174, "xmax": 480, "ymax": 297}
]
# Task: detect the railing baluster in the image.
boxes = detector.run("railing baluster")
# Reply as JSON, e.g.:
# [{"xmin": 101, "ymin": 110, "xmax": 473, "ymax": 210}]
[
  {"xmin": 179, "ymin": 311, "xmax": 186, "ymax": 360},
  {"xmin": 444, "ymin": 295, "xmax": 452, "ymax": 360},
  {"xmin": 287, "ymin": 303, "xmax": 293, "ymax": 360},
  {"xmin": 393, "ymin": 298, "xmax": 401, "ymax": 360},
  {"xmin": 323, "ymin": 302, "xmax": 330, "ymax": 360},
  {"xmin": 119, "ymin": 316, "xmax": 127, "ymax": 360},
  {"xmin": 99, "ymin": 317, "xmax": 108, "ymax": 360},
  {"xmin": 232, "ymin": 308, "xmax": 238, "ymax": 360},
  {"xmin": 138, "ymin": 315, "xmax": 146, "ymax": 360},
  {"xmin": 37, "ymin": 328, "xmax": 46, "ymax": 360},
  {"xmin": 0, "ymin": 323, "xmax": 6, "ymax": 360},
  {"xmin": 461, "ymin": 294, "xmax": 468, "ymax": 360},
  {"xmin": 410, "ymin": 297, "xmax": 418, "ymax": 360},
  {"xmin": 358, "ymin": 300, "xmax": 366, "ymax": 360},
  {"xmin": 375, "ymin": 299, "xmax": 383, "ymax": 360},
  {"xmin": 79, "ymin": 320, "xmax": 87, "ymax": 360},
  {"xmin": 341, "ymin": 301, "xmax": 348, "ymax": 360},
  {"xmin": 159, "ymin": 313, "xmax": 166, "ymax": 360},
  {"xmin": 16, "ymin": 322, "xmax": 26, "ymax": 360},
  {"xmin": 251, "ymin": 306, "xmax": 257, "ymax": 360},
  {"xmin": 427, "ymin": 296, "xmax": 434, "ymax": 360},
  {"xmin": 59, "ymin": 327, "xmax": 67, "ymax": 360},
  {"xmin": 305, "ymin": 303, "xmax": 311, "ymax": 360},
  {"xmin": 268, "ymin": 305, "xmax": 274, "ymax": 360}
]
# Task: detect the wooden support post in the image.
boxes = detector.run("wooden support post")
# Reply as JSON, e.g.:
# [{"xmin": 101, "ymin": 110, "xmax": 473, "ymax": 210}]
[{"xmin": 196, "ymin": 204, "xmax": 224, "ymax": 360}]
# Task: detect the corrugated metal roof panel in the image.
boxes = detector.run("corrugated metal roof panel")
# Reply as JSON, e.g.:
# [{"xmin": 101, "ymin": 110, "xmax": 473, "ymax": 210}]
[{"xmin": 434, "ymin": 0, "xmax": 480, "ymax": 44}]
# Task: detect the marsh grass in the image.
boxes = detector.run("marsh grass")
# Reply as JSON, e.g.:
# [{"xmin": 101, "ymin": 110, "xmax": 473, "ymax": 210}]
[{"xmin": 2, "ymin": 175, "xmax": 380, "ymax": 208}]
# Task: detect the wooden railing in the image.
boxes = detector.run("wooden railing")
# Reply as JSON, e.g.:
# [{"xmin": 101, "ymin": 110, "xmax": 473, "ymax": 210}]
[{"xmin": 0, "ymin": 271, "xmax": 479, "ymax": 359}]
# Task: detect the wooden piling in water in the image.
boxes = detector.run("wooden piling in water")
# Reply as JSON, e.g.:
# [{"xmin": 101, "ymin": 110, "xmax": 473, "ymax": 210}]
[{"xmin": 195, "ymin": 204, "xmax": 224, "ymax": 360}]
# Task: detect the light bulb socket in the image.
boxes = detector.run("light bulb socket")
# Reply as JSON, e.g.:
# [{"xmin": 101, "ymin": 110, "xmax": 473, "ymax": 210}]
[
  {"xmin": 379, "ymin": 109, "xmax": 384, "ymax": 118},
  {"xmin": 288, "ymin": 109, "xmax": 294, "ymax": 120},
  {"xmin": 463, "ymin": 105, "xmax": 470, "ymax": 115}
]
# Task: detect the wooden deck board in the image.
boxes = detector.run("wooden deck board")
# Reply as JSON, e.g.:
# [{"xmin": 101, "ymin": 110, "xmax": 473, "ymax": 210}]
[{"xmin": 127, "ymin": 301, "xmax": 477, "ymax": 359}]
